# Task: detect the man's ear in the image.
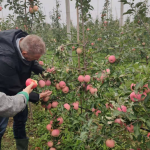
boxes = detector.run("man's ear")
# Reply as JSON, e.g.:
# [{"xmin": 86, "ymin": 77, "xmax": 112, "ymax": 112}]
[{"xmin": 21, "ymin": 50, "xmax": 27, "ymax": 55}]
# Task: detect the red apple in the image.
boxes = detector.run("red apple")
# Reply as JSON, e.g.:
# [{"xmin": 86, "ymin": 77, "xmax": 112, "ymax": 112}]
[
  {"xmin": 33, "ymin": 5, "xmax": 38, "ymax": 11},
  {"xmin": 84, "ymin": 75, "xmax": 91, "ymax": 82},
  {"xmin": 76, "ymin": 48, "xmax": 82, "ymax": 54},
  {"xmin": 51, "ymin": 129, "xmax": 60, "ymax": 137},
  {"xmin": 126, "ymin": 124, "xmax": 134, "ymax": 132},
  {"xmin": 26, "ymin": 78, "xmax": 38, "ymax": 89},
  {"xmin": 45, "ymin": 80, "xmax": 51, "ymax": 86},
  {"xmin": 62, "ymin": 86, "xmax": 69, "ymax": 93},
  {"xmin": 130, "ymin": 83, "xmax": 136, "ymax": 91},
  {"xmin": 59, "ymin": 81, "xmax": 66, "ymax": 89},
  {"xmin": 38, "ymin": 80, "xmax": 45, "ymax": 88},
  {"xmin": 0, "ymin": 6, "xmax": 3, "ymax": 11},
  {"xmin": 38, "ymin": 61, "xmax": 44, "ymax": 66},
  {"xmin": 43, "ymin": 96, "xmax": 49, "ymax": 102},
  {"xmin": 105, "ymin": 139, "xmax": 115, "ymax": 148},
  {"xmin": 108, "ymin": 55, "xmax": 116, "ymax": 63},
  {"xmin": 78, "ymin": 75, "xmax": 84, "ymax": 82},
  {"xmin": 29, "ymin": 7, "xmax": 34, "ymax": 13},
  {"xmin": 143, "ymin": 84, "xmax": 150, "ymax": 93},
  {"xmin": 47, "ymin": 141, "xmax": 53, "ymax": 147}
]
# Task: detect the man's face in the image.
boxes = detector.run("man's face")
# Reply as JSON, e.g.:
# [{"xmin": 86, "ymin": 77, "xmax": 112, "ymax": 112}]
[{"xmin": 22, "ymin": 52, "xmax": 42, "ymax": 61}]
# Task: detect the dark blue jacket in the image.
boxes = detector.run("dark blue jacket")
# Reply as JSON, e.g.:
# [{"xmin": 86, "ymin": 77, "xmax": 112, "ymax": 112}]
[{"xmin": 0, "ymin": 29, "xmax": 44, "ymax": 103}]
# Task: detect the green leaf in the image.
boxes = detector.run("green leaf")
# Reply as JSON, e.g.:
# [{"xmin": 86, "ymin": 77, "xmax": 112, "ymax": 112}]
[
  {"xmin": 146, "ymin": 141, "xmax": 150, "ymax": 148},
  {"xmin": 134, "ymin": 123, "xmax": 140, "ymax": 137},
  {"xmin": 123, "ymin": 9, "xmax": 135, "ymax": 15},
  {"xmin": 128, "ymin": 114, "xmax": 137, "ymax": 120},
  {"xmin": 80, "ymin": 132, "xmax": 87, "ymax": 140},
  {"xmin": 146, "ymin": 120, "xmax": 150, "ymax": 129},
  {"xmin": 112, "ymin": 110, "xmax": 122, "ymax": 117},
  {"xmin": 135, "ymin": 81, "xmax": 143, "ymax": 90},
  {"xmin": 144, "ymin": 93, "xmax": 150, "ymax": 104},
  {"xmin": 135, "ymin": 2, "xmax": 143, "ymax": 8}
]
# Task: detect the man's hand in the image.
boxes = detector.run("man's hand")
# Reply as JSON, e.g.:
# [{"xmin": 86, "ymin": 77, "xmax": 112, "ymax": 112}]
[
  {"xmin": 23, "ymin": 82, "xmax": 34, "ymax": 94},
  {"xmin": 39, "ymin": 90, "xmax": 52, "ymax": 99}
]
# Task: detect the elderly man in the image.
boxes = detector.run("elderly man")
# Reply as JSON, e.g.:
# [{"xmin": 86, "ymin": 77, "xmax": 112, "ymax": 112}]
[{"xmin": 0, "ymin": 29, "xmax": 51, "ymax": 150}]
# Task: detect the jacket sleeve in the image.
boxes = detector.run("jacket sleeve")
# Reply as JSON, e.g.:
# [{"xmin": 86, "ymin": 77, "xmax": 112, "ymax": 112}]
[
  {"xmin": 29, "ymin": 92, "xmax": 40, "ymax": 103},
  {"xmin": 0, "ymin": 92, "xmax": 27, "ymax": 117},
  {"xmin": 31, "ymin": 60, "xmax": 45, "ymax": 75}
]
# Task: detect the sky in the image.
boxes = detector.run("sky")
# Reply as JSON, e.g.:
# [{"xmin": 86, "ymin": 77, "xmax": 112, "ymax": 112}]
[{"xmin": 0, "ymin": 0, "xmax": 149, "ymax": 26}]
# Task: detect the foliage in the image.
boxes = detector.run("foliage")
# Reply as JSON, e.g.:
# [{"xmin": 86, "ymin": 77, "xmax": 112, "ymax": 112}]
[{"xmin": 1, "ymin": 0, "xmax": 150, "ymax": 150}]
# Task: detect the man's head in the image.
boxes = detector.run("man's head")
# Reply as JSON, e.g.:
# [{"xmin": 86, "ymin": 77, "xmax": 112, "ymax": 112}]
[{"xmin": 19, "ymin": 35, "xmax": 46, "ymax": 61}]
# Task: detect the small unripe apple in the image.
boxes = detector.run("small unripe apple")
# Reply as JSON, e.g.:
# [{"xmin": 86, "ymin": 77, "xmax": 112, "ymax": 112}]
[
  {"xmin": 142, "ymin": 42, "xmax": 145, "ymax": 46},
  {"xmin": 76, "ymin": 48, "xmax": 82, "ymax": 54},
  {"xmin": 26, "ymin": 78, "xmax": 38, "ymax": 89},
  {"xmin": 105, "ymin": 139, "xmax": 115, "ymax": 148}
]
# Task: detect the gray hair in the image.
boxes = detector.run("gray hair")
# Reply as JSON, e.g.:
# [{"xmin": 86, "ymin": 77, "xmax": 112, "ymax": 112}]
[{"xmin": 20, "ymin": 35, "xmax": 46, "ymax": 55}]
